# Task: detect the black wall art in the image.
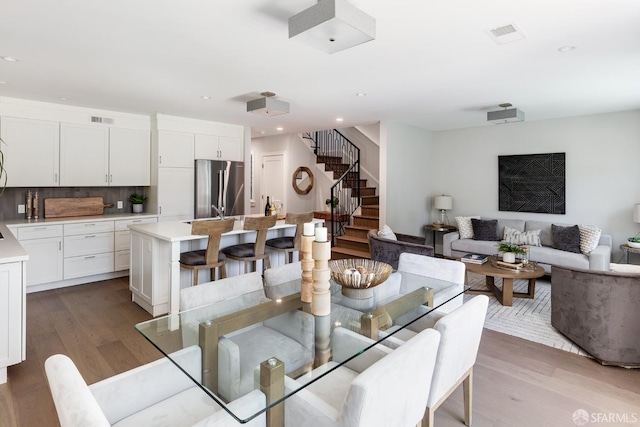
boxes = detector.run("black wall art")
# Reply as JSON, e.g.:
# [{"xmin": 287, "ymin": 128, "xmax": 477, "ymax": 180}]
[{"xmin": 499, "ymin": 152, "xmax": 566, "ymax": 214}]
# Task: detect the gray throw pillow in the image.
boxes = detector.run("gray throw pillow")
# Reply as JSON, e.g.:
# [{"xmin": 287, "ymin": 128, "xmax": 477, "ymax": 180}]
[
  {"xmin": 552, "ymin": 224, "xmax": 581, "ymax": 253},
  {"xmin": 471, "ymin": 218, "xmax": 499, "ymax": 241}
]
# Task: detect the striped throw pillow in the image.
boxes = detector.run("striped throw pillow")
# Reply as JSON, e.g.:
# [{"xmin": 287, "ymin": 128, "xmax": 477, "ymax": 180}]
[{"xmin": 503, "ymin": 226, "xmax": 542, "ymax": 246}]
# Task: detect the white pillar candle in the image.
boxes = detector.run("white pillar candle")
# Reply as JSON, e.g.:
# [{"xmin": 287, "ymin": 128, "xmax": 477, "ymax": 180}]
[
  {"xmin": 315, "ymin": 227, "xmax": 328, "ymax": 242},
  {"xmin": 303, "ymin": 222, "xmax": 315, "ymax": 236}
]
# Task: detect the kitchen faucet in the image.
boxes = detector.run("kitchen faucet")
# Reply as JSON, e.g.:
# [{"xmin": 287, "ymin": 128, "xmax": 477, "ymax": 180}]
[{"xmin": 212, "ymin": 204, "xmax": 225, "ymax": 219}]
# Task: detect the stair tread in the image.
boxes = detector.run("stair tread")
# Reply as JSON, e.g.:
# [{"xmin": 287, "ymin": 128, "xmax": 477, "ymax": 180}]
[
  {"xmin": 353, "ymin": 215, "xmax": 379, "ymax": 220},
  {"xmin": 345, "ymin": 225, "xmax": 376, "ymax": 231},
  {"xmin": 331, "ymin": 247, "xmax": 372, "ymax": 259},
  {"xmin": 335, "ymin": 235, "xmax": 368, "ymax": 244}
]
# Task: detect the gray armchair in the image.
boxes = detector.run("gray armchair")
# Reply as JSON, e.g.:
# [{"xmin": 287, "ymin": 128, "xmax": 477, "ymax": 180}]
[
  {"xmin": 551, "ymin": 265, "xmax": 640, "ymax": 366},
  {"xmin": 368, "ymin": 229, "xmax": 434, "ymax": 270}
]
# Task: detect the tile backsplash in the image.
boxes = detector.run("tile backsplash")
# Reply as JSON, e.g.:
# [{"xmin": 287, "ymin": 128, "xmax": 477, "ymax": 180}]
[{"xmin": 0, "ymin": 186, "xmax": 150, "ymax": 220}]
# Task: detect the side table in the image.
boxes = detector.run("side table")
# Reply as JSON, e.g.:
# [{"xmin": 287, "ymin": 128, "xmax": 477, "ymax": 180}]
[
  {"xmin": 424, "ymin": 224, "xmax": 457, "ymax": 256},
  {"xmin": 619, "ymin": 244, "xmax": 640, "ymax": 264}
]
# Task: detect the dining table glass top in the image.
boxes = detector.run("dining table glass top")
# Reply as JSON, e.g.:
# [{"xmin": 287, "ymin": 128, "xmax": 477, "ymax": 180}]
[{"xmin": 135, "ymin": 270, "xmax": 467, "ymax": 424}]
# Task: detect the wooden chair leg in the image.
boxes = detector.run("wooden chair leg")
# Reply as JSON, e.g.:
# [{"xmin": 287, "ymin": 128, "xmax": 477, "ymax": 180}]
[
  {"xmin": 193, "ymin": 268, "xmax": 199, "ymax": 287},
  {"xmin": 422, "ymin": 407, "xmax": 435, "ymax": 427},
  {"xmin": 463, "ymin": 369, "xmax": 473, "ymax": 426},
  {"xmin": 264, "ymin": 256, "xmax": 271, "ymax": 272},
  {"xmin": 219, "ymin": 263, "xmax": 227, "ymax": 279}
]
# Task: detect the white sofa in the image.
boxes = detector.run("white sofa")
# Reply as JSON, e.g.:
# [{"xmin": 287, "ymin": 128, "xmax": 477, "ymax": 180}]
[{"xmin": 443, "ymin": 218, "xmax": 611, "ymax": 274}]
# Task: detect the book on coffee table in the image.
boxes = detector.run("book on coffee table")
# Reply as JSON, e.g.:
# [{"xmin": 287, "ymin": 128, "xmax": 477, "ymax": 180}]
[{"xmin": 461, "ymin": 254, "xmax": 488, "ymax": 264}]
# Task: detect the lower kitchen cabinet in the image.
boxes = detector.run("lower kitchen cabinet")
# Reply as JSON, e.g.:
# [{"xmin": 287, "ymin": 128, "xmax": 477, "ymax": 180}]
[{"xmin": 19, "ymin": 237, "xmax": 63, "ymax": 286}]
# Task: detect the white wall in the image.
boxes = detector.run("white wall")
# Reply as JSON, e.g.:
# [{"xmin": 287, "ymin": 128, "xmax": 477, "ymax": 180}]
[
  {"xmin": 382, "ymin": 121, "xmax": 434, "ymax": 236},
  {"xmin": 428, "ymin": 110, "xmax": 640, "ymax": 261},
  {"xmin": 250, "ymin": 133, "xmax": 318, "ymax": 216}
]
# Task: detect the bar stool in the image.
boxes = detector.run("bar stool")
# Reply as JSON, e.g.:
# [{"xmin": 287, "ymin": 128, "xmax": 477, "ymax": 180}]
[
  {"xmin": 179, "ymin": 218, "xmax": 235, "ymax": 286},
  {"xmin": 265, "ymin": 211, "xmax": 313, "ymax": 263},
  {"xmin": 221, "ymin": 215, "xmax": 277, "ymax": 274}
]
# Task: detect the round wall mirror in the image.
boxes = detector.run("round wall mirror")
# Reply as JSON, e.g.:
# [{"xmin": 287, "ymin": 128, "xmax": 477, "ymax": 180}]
[{"xmin": 292, "ymin": 166, "xmax": 314, "ymax": 195}]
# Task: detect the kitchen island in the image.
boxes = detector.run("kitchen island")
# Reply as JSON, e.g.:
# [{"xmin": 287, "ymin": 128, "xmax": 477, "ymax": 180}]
[
  {"xmin": 0, "ymin": 224, "xmax": 29, "ymax": 384},
  {"xmin": 128, "ymin": 216, "xmax": 323, "ymax": 316}
]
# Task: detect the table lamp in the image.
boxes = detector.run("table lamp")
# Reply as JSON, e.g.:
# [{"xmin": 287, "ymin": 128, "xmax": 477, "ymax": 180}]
[{"xmin": 433, "ymin": 195, "xmax": 453, "ymax": 225}]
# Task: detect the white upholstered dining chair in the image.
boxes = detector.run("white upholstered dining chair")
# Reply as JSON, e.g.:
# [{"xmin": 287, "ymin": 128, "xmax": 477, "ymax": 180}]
[
  {"xmin": 284, "ymin": 327, "xmax": 441, "ymax": 427},
  {"xmin": 45, "ymin": 345, "xmax": 266, "ymax": 427}
]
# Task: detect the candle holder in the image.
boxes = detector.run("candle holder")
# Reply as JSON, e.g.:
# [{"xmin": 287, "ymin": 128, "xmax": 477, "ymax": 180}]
[
  {"xmin": 311, "ymin": 236, "xmax": 331, "ymax": 316},
  {"xmin": 300, "ymin": 233, "xmax": 314, "ymax": 303}
]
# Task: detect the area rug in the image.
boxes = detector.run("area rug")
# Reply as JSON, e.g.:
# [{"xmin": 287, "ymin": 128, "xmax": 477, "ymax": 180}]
[{"xmin": 464, "ymin": 272, "xmax": 588, "ymax": 357}]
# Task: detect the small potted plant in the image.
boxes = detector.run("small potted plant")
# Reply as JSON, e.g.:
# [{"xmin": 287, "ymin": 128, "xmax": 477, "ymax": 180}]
[
  {"xmin": 129, "ymin": 193, "xmax": 148, "ymax": 213},
  {"xmin": 497, "ymin": 241, "xmax": 527, "ymax": 263},
  {"xmin": 325, "ymin": 196, "xmax": 339, "ymax": 211},
  {"xmin": 628, "ymin": 237, "xmax": 640, "ymax": 249}
]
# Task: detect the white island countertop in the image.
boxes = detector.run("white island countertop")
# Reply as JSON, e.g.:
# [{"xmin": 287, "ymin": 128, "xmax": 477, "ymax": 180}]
[
  {"xmin": 128, "ymin": 216, "xmax": 323, "ymax": 242},
  {"xmin": 0, "ymin": 224, "xmax": 29, "ymax": 263}
]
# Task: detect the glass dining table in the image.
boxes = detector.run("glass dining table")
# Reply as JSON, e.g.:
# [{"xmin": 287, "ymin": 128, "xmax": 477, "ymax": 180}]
[{"xmin": 135, "ymin": 270, "xmax": 467, "ymax": 426}]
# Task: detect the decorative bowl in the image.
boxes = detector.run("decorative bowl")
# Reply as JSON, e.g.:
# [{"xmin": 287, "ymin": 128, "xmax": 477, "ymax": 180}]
[
  {"xmin": 627, "ymin": 240, "xmax": 640, "ymax": 249},
  {"xmin": 328, "ymin": 259, "xmax": 393, "ymax": 298}
]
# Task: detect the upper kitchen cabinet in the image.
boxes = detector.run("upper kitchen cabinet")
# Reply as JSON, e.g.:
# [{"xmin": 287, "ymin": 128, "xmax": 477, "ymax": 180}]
[
  {"xmin": 158, "ymin": 130, "xmax": 195, "ymax": 167},
  {"xmin": 60, "ymin": 123, "xmax": 109, "ymax": 186},
  {"xmin": 195, "ymin": 134, "xmax": 243, "ymax": 162},
  {"xmin": 0, "ymin": 117, "xmax": 60, "ymax": 187},
  {"xmin": 109, "ymin": 128, "xmax": 150, "ymax": 186}
]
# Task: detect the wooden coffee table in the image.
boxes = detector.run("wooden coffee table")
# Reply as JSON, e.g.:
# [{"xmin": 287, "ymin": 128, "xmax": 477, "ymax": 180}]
[{"xmin": 463, "ymin": 257, "xmax": 545, "ymax": 306}]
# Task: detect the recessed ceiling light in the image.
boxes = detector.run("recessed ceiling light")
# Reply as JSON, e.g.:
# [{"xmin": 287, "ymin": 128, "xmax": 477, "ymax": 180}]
[
  {"xmin": 356, "ymin": 93, "xmax": 367, "ymax": 97},
  {"xmin": 260, "ymin": 130, "xmax": 265, "ymax": 135},
  {"xmin": 276, "ymin": 127, "xmax": 283, "ymax": 131},
  {"xmin": 558, "ymin": 46, "xmax": 576, "ymax": 53},
  {"xmin": 1, "ymin": 56, "xmax": 19, "ymax": 62},
  {"xmin": 201, "ymin": 96, "xmax": 211, "ymax": 100},
  {"xmin": 336, "ymin": 118, "xmax": 344, "ymax": 122},
  {"xmin": 59, "ymin": 97, "xmax": 67, "ymax": 101},
  {"xmin": 0, "ymin": 81, "xmax": 6, "ymax": 85}
]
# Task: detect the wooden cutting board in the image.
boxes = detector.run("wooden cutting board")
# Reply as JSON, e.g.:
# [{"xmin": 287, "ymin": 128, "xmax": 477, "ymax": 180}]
[{"xmin": 44, "ymin": 197, "xmax": 114, "ymax": 218}]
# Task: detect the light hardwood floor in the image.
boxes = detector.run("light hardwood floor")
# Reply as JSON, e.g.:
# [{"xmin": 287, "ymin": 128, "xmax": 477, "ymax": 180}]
[{"xmin": 1, "ymin": 277, "xmax": 639, "ymax": 427}]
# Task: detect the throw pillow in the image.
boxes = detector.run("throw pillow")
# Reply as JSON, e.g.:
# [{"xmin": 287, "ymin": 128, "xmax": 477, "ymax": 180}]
[
  {"xmin": 578, "ymin": 224, "xmax": 602, "ymax": 254},
  {"xmin": 455, "ymin": 216, "xmax": 480, "ymax": 239},
  {"xmin": 503, "ymin": 226, "xmax": 542, "ymax": 246},
  {"xmin": 378, "ymin": 224, "xmax": 397, "ymax": 241},
  {"xmin": 552, "ymin": 224, "xmax": 581, "ymax": 253},
  {"xmin": 471, "ymin": 218, "xmax": 499, "ymax": 241}
]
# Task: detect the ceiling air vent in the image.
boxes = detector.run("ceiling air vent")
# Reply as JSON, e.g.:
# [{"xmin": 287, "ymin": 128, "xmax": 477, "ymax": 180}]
[
  {"xmin": 485, "ymin": 22, "xmax": 526, "ymax": 45},
  {"xmin": 90, "ymin": 115, "xmax": 115, "ymax": 125}
]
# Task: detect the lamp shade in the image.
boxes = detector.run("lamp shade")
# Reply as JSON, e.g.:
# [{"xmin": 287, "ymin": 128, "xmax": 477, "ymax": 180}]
[
  {"xmin": 434, "ymin": 195, "xmax": 453, "ymax": 211},
  {"xmin": 633, "ymin": 204, "xmax": 640, "ymax": 223}
]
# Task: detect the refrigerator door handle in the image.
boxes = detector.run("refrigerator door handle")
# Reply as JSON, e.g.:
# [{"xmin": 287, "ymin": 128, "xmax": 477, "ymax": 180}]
[{"xmin": 218, "ymin": 169, "xmax": 225, "ymax": 210}]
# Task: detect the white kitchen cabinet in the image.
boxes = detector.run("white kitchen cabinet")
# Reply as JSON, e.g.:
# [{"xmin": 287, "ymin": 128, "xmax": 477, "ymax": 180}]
[
  {"xmin": 109, "ymin": 128, "xmax": 151, "ymax": 186},
  {"xmin": 63, "ymin": 221, "xmax": 114, "ymax": 280},
  {"xmin": 158, "ymin": 130, "xmax": 194, "ymax": 167},
  {"xmin": 60, "ymin": 123, "xmax": 110, "ymax": 186},
  {"xmin": 157, "ymin": 167, "xmax": 194, "ymax": 221},
  {"xmin": 0, "ymin": 116, "xmax": 60, "ymax": 187},
  {"xmin": 195, "ymin": 134, "xmax": 243, "ymax": 161},
  {"xmin": 15, "ymin": 225, "xmax": 64, "ymax": 287},
  {"xmin": 114, "ymin": 217, "xmax": 158, "ymax": 271},
  {"xmin": 0, "ymin": 261, "xmax": 24, "ymax": 379},
  {"xmin": 130, "ymin": 232, "xmax": 167, "ymax": 315}
]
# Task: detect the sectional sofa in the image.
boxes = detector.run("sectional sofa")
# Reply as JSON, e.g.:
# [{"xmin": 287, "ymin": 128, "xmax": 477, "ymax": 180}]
[{"xmin": 443, "ymin": 218, "xmax": 611, "ymax": 274}]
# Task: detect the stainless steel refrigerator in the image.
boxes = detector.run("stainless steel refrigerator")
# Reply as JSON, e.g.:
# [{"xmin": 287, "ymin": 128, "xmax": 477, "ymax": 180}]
[{"xmin": 194, "ymin": 159, "xmax": 245, "ymax": 219}]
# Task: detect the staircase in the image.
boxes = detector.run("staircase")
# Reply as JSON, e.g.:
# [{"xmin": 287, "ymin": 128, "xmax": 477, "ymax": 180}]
[{"xmin": 315, "ymin": 154, "xmax": 379, "ymax": 260}]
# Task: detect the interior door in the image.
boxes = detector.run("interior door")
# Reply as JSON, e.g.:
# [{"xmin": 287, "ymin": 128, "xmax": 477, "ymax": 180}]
[{"xmin": 261, "ymin": 154, "xmax": 284, "ymax": 214}]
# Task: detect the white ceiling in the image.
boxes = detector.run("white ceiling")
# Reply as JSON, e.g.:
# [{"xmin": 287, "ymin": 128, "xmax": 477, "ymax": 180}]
[{"xmin": 1, "ymin": 0, "xmax": 639, "ymax": 138}]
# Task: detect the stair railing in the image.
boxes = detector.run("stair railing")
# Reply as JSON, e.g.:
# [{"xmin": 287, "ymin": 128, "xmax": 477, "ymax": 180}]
[{"xmin": 304, "ymin": 129, "xmax": 360, "ymax": 245}]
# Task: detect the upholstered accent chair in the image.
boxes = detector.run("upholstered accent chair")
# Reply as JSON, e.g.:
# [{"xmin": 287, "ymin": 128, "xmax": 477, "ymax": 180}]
[
  {"xmin": 180, "ymin": 272, "xmax": 315, "ymax": 403},
  {"xmin": 265, "ymin": 211, "xmax": 313, "ymax": 263},
  {"xmin": 551, "ymin": 265, "xmax": 640, "ymax": 366},
  {"xmin": 45, "ymin": 346, "xmax": 266, "ymax": 427},
  {"xmin": 180, "ymin": 218, "xmax": 236, "ymax": 286},
  {"xmin": 285, "ymin": 327, "xmax": 441, "ymax": 427},
  {"xmin": 368, "ymin": 229, "xmax": 434, "ymax": 270},
  {"xmin": 380, "ymin": 295, "xmax": 489, "ymax": 427}
]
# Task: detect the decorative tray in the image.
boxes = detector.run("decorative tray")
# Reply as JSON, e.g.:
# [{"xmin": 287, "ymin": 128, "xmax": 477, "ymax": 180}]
[{"xmin": 490, "ymin": 255, "xmax": 538, "ymax": 272}]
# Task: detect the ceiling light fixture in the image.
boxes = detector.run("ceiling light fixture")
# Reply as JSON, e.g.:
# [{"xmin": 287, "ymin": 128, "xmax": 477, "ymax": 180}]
[
  {"xmin": 289, "ymin": 0, "xmax": 376, "ymax": 54},
  {"xmin": 336, "ymin": 117, "xmax": 343, "ymax": 122},
  {"xmin": 355, "ymin": 93, "xmax": 367, "ymax": 97},
  {"xmin": 558, "ymin": 46, "xmax": 577, "ymax": 53},
  {"xmin": 201, "ymin": 95, "xmax": 211, "ymax": 100},
  {"xmin": 276, "ymin": 127, "xmax": 284, "ymax": 131},
  {"xmin": 487, "ymin": 103, "xmax": 525, "ymax": 124},
  {"xmin": 247, "ymin": 91, "xmax": 290, "ymax": 116},
  {"xmin": 1, "ymin": 56, "xmax": 19, "ymax": 62}
]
